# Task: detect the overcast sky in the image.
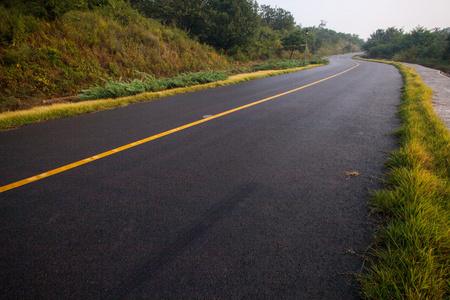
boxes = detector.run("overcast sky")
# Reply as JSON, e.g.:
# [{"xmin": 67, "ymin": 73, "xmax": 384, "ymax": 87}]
[{"xmin": 258, "ymin": 0, "xmax": 450, "ymax": 40}]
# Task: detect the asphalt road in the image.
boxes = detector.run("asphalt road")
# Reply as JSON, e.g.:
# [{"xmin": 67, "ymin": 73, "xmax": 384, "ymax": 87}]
[{"xmin": 0, "ymin": 54, "xmax": 402, "ymax": 299}]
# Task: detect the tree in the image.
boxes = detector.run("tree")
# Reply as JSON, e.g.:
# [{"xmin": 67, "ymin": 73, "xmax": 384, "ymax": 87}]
[
  {"xmin": 363, "ymin": 26, "xmax": 449, "ymax": 72},
  {"xmin": 319, "ymin": 20, "xmax": 327, "ymax": 29},
  {"xmin": 443, "ymin": 34, "xmax": 450, "ymax": 60},
  {"xmin": 1, "ymin": 0, "xmax": 109, "ymax": 20},
  {"xmin": 259, "ymin": 5, "xmax": 295, "ymax": 32},
  {"xmin": 281, "ymin": 29, "xmax": 304, "ymax": 59},
  {"xmin": 362, "ymin": 27, "xmax": 403, "ymax": 58},
  {"xmin": 205, "ymin": 0, "xmax": 260, "ymax": 51},
  {"xmin": 135, "ymin": 0, "xmax": 260, "ymax": 52}
]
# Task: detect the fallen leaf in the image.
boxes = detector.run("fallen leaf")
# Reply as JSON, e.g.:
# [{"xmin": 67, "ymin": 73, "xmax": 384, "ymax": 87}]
[{"xmin": 345, "ymin": 171, "xmax": 360, "ymax": 179}]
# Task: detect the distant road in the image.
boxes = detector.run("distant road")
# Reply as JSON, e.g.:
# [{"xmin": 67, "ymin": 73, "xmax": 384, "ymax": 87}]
[{"xmin": 0, "ymin": 54, "xmax": 402, "ymax": 299}]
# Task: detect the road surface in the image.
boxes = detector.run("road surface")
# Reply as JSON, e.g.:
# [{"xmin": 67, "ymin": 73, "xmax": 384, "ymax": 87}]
[{"xmin": 0, "ymin": 54, "xmax": 402, "ymax": 299}]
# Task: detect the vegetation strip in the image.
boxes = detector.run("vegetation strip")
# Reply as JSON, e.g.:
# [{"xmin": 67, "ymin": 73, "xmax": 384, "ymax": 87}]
[
  {"xmin": 0, "ymin": 61, "xmax": 357, "ymax": 193},
  {"xmin": 356, "ymin": 59, "xmax": 450, "ymax": 299},
  {"xmin": 78, "ymin": 71, "xmax": 229, "ymax": 101},
  {"xmin": 0, "ymin": 64, "xmax": 325, "ymax": 131}
]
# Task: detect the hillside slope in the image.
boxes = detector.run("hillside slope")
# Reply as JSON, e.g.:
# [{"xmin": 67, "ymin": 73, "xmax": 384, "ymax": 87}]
[{"xmin": 0, "ymin": 0, "xmax": 228, "ymax": 112}]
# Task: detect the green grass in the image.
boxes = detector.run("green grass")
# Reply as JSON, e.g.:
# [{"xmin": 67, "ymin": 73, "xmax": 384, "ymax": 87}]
[
  {"xmin": 0, "ymin": 63, "xmax": 326, "ymax": 131},
  {"xmin": 78, "ymin": 70, "xmax": 228, "ymax": 100},
  {"xmin": 357, "ymin": 60, "xmax": 450, "ymax": 299}
]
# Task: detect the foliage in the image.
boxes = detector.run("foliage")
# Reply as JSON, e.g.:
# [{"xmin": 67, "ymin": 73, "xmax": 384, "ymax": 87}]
[
  {"xmin": 358, "ymin": 61, "xmax": 450, "ymax": 299},
  {"xmin": 133, "ymin": 1, "xmax": 363, "ymax": 59},
  {"xmin": 79, "ymin": 71, "xmax": 228, "ymax": 100},
  {"xmin": 259, "ymin": 4, "xmax": 295, "ymax": 32},
  {"xmin": 250, "ymin": 26, "xmax": 283, "ymax": 60},
  {"xmin": 0, "ymin": 0, "xmax": 228, "ymax": 112},
  {"xmin": 1, "ymin": 0, "xmax": 109, "ymax": 20},
  {"xmin": 281, "ymin": 30, "xmax": 305, "ymax": 59},
  {"xmin": 277, "ymin": 28, "xmax": 352, "ymax": 60},
  {"xmin": 362, "ymin": 26, "xmax": 450, "ymax": 72},
  {"xmin": 308, "ymin": 27, "xmax": 364, "ymax": 55},
  {"xmin": 443, "ymin": 34, "xmax": 450, "ymax": 60},
  {"xmin": 134, "ymin": 0, "xmax": 260, "ymax": 52}
]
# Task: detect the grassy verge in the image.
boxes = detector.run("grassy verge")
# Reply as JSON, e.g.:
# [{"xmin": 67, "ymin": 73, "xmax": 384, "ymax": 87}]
[
  {"xmin": 357, "ymin": 59, "xmax": 450, "ymax": 298},
  {"xmin": 78, "ymin": 70, "xmax": 228, "ymax": 100},
  {"xmin": 0, "ymin": 63, "xmax": 326, "ymax": 131}
]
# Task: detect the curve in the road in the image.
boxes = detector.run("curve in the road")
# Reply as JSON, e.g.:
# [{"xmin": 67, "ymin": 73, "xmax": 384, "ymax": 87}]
[{"xmin": 0, "ymin": 62, "xmax": 359, "ymax": 194}]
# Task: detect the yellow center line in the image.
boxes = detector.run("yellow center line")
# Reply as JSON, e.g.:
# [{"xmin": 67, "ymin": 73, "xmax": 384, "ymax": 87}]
[{"xmin": 0, "ymin": 62, "xmax": 359, "ymax": 194}]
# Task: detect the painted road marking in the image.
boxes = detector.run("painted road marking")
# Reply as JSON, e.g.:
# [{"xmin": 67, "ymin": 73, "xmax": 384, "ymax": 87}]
[{"xmin": 0, "ymin": 63, "xmax": 359, "ymax": 194}]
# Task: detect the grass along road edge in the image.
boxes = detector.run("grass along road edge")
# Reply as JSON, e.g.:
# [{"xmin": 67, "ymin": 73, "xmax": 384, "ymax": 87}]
[
  {"xmin": 356, "ymin": 58, "xmax": 450, "ymax": 299},
  {"xmin": 0, "ymin": 64, "xmax": 325, "ymax": 131}
]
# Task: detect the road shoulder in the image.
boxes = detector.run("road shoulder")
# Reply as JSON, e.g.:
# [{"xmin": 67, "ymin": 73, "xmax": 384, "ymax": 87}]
[{"xmin": 404, "ymin": 63, "xmax": 450, "ymax": 130}]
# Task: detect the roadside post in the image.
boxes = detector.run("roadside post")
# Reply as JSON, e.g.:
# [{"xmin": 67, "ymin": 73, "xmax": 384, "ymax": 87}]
[{"xmin": 304, "ymin": 28, "xmax": 309, "ymax": 66}]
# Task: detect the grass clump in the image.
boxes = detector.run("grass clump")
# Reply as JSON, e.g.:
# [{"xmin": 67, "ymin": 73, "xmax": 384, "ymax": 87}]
[
  {"xmin": 358, "ymin": 61, "xmax": 450, "ymax": 299},
  {"xmin": 79, "ymin": 71, "xmax": 228, "ymax": 100}
]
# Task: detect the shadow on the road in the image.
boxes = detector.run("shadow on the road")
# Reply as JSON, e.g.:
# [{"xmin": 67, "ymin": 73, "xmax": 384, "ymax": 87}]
[{"xmin": 107, "ymin": 182, "xmax": 257, "ymax": 299}]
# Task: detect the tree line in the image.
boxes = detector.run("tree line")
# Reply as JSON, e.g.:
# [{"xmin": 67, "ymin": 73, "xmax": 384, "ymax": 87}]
[
  {"xmin": 363, "ymin": 26, "xmax": 450, "ymax": 72},
  {"xmin": 1, "ymin": 0, "xmax": 364, "ymax": 60},
  {"xmin": 129, "ymin": 0, "xmax": 364, "ymax": 59},
  {"xmin": 0, "ymin": 0, "xmax": 109, "ymax": 21}
]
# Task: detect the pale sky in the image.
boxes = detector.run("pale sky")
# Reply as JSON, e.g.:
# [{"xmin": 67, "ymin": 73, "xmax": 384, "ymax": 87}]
[{"xmin": 258, "ymin": 0, "xmax": 450, "ymax": 40}]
